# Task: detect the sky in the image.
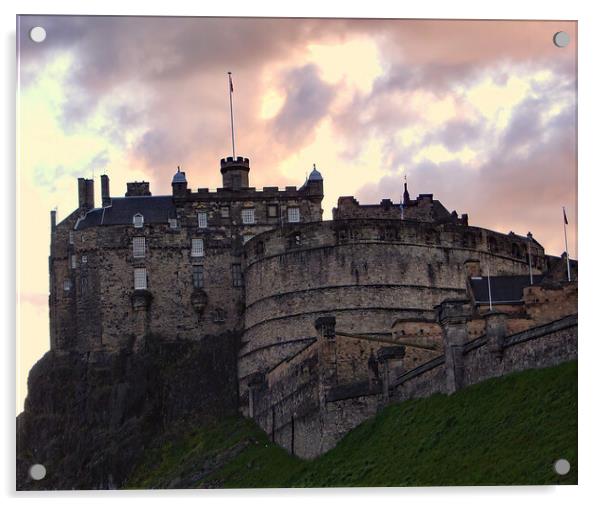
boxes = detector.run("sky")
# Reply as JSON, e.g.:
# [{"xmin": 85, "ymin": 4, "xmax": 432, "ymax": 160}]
[{"xmin": 16, "ymin": 16, "xmax": 577, "ymax": 411}]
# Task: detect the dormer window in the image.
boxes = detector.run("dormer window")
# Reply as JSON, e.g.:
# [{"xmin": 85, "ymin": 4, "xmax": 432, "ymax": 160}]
[
  {"xmin": 133, "ymin": 213, "xmax": 144, "ymax": 228},
  {"xmin": 198, "ymin": 211, "xmax": 208, "ymax": 228}
]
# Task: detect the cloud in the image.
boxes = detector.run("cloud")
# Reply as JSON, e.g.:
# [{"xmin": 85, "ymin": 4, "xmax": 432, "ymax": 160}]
[
  {"xmin": 355, "ymin": 82, "xmax": 576, "ymax": 257},
  {"xmin": 270, "ymin": 64, "xmax": 335, "ymax": 150}
]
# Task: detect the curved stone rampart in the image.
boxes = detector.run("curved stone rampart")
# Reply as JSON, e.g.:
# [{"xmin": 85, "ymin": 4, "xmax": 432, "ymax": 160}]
[{"xmin": 240, "ymin": 219, "xmax": 544, "ymax": 385}]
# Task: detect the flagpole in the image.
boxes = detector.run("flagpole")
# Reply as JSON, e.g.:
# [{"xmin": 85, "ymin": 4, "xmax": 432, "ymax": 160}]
[
  {"xmin": 228, "ymin": 72, "xmax": 236, "ymax": 158},
  {"xmin": 563, "ymin": 206, "xmax": 571, "ymax": 282},
  {"xmin": 527, "ymin": 231, "xmax": 533, "ymax": 285},
  {"xmin": 487, "ymin": 264, "xmax": 493, "ymax": 311}
]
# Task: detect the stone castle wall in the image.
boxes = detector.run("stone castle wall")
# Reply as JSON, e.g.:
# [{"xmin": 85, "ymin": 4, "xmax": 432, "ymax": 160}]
[
  {"xmin": 248, "ymin": 303, "xmax": 577, "ymax": 459},
  {"xmin": 49, "ymin": 174, "xmax": 323, "ymax": 351},
  {"xmin": 239, "ymin": 218, "xmax": 544, "ymax": 397}
]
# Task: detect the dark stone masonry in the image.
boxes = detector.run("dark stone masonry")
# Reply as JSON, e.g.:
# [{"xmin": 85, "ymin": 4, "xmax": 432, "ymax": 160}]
[{"xmin": 18, "ymin": 154, "xmax": 577, "ymax": 487}]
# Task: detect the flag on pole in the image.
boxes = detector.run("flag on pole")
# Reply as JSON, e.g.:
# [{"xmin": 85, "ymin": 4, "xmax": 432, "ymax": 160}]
[{"xmin": 563, "ymin": 207, "xmax": 568, "ymax": 225}]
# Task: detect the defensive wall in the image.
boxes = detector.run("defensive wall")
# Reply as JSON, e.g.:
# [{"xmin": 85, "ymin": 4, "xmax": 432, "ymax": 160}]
[
  {"xmin": 246, "ymin": 295, "xmax": 577, "ymax": 459},
  {"xmin": 239, "ymin": 217, "xmax": 546, "ymax": 401}
]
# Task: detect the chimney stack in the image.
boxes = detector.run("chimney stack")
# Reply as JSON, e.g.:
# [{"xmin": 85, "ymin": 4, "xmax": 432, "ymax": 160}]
[
  {"xmin": 78, "ymin": 178, "xmax": 95, "ymax": 210},
  {"xmin": 101, "ymin": 174, "xmax": 111, "ymax": 207}
]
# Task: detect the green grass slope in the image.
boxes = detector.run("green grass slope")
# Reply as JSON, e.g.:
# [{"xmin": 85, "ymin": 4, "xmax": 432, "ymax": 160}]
[{"xmin": 125, "ymin": 360, "xmax": 577, "ymax": 488}]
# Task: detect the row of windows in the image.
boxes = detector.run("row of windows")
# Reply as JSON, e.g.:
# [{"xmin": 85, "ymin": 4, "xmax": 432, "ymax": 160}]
[
  {"xmin": 131, "ymin": 264, "xmax": 243, "ymax": 290},
  {"xmin": 69, "ymin": 237, "xmax": 215, "ymax": 266},
  {"xmin": 128, "ymin": 206, "xmax": 301, "ymax": 230}
]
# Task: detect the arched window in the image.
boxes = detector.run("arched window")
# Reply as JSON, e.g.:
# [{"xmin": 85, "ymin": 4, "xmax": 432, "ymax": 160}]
[{"xmin": 488, "ymin": 236, "xmax": 498, "ymax": 253}]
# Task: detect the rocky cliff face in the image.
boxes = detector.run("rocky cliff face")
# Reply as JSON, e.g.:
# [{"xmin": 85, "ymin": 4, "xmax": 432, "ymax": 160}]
[{"xmin": 16, "ymin": 333, "xmax": 240, "ymax": 490}]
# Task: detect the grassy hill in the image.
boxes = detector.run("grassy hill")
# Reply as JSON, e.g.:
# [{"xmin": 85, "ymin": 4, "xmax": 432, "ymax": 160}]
[{"xmin": 125, "ymin": 360, "xmax": 577, "ymax": 488}]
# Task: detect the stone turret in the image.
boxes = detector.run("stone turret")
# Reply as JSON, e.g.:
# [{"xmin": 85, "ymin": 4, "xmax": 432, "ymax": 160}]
[
  {"xmin": 171, "ymin": 166, "xmax": 188, "ymax": 198},
  {"xmin": 220, "ymin": 156, "xmax": 250, "ymax": 189}
]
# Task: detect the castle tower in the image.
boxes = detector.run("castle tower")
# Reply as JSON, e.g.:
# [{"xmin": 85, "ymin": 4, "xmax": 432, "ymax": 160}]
[
  {"xmin": 171, "ymin": 166, "xmax": 188, "ymax": 198},
  {"xmin": 220, "ymin": 156, "xmax": 250, "ymax": 189},
  {"xmin": 305, "ymin": 164, "xmax": 324, "ymax": 197}
]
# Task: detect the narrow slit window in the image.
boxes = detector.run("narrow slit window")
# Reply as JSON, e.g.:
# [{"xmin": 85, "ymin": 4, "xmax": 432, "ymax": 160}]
[
  {"xmin": 192, "ymin": 265, "xmax": 204, "ymax": 288},
  {"xmin": 232, "ymin": 263, "xmax": 243, "ymax": 287},
  {"xmin": 198, "ymin": 211, "xmax": 208, "ymax": 228}
]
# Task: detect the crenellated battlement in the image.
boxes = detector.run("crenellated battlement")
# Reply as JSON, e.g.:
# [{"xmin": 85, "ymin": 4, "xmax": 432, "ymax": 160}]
[{"xmin": 220, "ymin": 155, "xmax": 250, "ymax": 169}]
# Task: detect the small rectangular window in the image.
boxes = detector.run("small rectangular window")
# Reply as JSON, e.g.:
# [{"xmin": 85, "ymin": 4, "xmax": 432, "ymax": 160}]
[
  {"xmin": 287, "ymin": 207, "xmax": 300, "ymax": 223},
  {"xmin": 241, "ymin": 208, "xmax": 255, "ymax": 224},
  {"xmin": 134, "ymin": 268, "xmax": 147, "ymax": 290},
  {"xmin": 133, "ymin": 237, "xmax": 145, "ymax": 258},
  {"xmin": 70, "ymin": 255, "xmax": 77, "ymax": 269},
  {"xmin": 192, "ymin": 265, "xmax": 204, "ymax": 288},
  {"xmin": 198, "ymin": 211, "xmax": 208, "ymax": 228},
  {"xmin": 81, "ymin": 255, "xmax": 88, "ymax": 263},
  {"xmin": 191, "ymin": 238, "xmax": 204, "ymax": 257},
  {"xmin": 232, "ymin": 263, "xmax": 243, "ymax": 287},
  {"xmin": 63, "ymin": 279, "xmax": 71, "ymax": 291},
  {"xmin": 168, "ymin": 218, "xmax": 178, "ymax": 229},
  {"xmin": 69, "ymin": 231, "xmax": 74, "ymax": 244},
  {"xmin": 267, "ymin": 204, "xmax": 278, "ymax": 218},
  {"xmin": 220, "ymin": 206, "xmax": 230, "ymax": 218}
]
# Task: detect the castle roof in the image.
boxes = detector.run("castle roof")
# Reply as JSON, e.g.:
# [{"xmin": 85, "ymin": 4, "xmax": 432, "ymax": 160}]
[
  {"xmin": 75, "ymin": 196, "xmax": 176, "ymax": 230},
  {"xmin": 172, "ymin": 167, "xmax": 187, "ymax": 183},
  {"xmin": 470, "ymin": 275, "xmax": 544, "ymax": 304},
  {"xmin": 308, "ymin": 164, "xmax": 323, "ymax": 181}
]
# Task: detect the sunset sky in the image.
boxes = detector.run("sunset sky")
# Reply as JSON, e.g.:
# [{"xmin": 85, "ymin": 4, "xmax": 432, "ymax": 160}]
[{"xmin": 16, "ymin": 16, "xmax": 577, "ymax": 410}]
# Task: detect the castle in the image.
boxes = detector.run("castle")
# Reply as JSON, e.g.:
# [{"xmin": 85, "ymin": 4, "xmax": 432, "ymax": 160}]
[{"xmin": 48, "ymin": 155, "xmax": 578, "ymax": 459}]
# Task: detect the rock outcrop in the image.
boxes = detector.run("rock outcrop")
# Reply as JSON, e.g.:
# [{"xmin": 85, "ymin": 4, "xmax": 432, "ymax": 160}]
[{"xmin": 16, "ymin": 333, "xmax": 240, "ymax": 490}]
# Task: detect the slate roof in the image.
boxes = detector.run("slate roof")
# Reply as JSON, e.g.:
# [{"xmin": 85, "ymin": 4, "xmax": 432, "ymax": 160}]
[
  {"xmin": 470, "ymin": 274, "xmax": 544, "ymax": 304},
  {"xmin": 75, "ymin": 196, "xmax": 177, "ymax": 230}
]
